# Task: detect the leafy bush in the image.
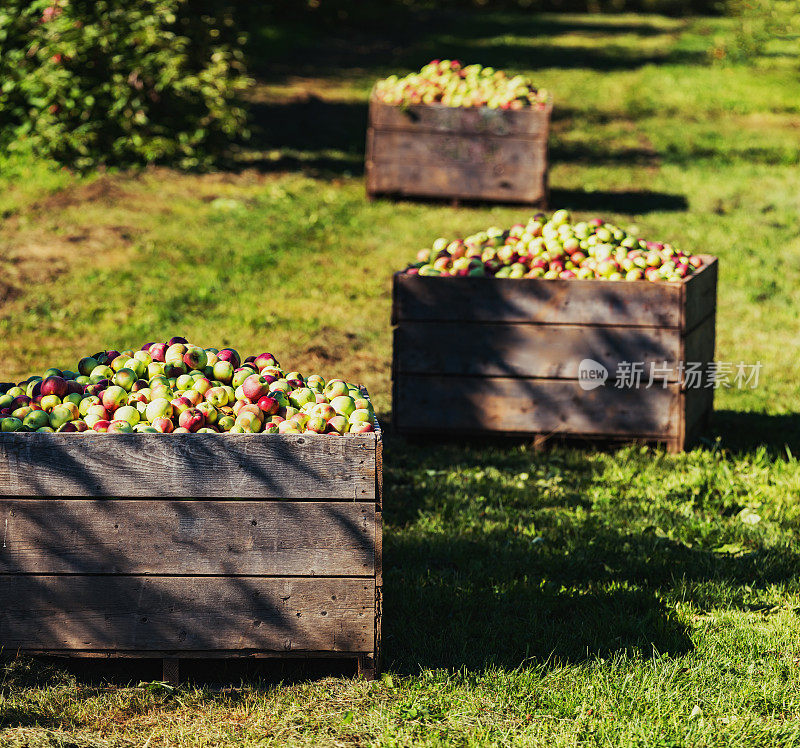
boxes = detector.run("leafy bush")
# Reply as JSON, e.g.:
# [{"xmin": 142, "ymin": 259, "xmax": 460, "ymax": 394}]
[{"xmin": 0, "ymin": 0, "xmax": 250, "ymax": 169}]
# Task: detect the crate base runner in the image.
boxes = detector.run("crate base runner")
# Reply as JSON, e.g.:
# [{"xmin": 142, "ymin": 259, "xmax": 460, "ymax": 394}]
[
  {"xmin": 0, "ymin": 430, "xmax": 383, "ymax": 679},
  {"xmin": 18, "ymin": 652, "xmax": 378, "ymax": 685}
]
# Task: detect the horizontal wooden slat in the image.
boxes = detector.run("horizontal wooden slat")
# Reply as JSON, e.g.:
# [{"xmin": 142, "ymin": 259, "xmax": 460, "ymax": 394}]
[
  {"xmin": 394, "ymin": 322, "xmax": 682, "ymax": 380},
  {"xmin": 368, "ymin": 98, "xmax": 551, "ymax": 136},
  {"xmin": 0, "ymin": 576, "xmax": 374, "ymax": 652},
  {"xmin": 393, "ymin": 273, "xmax": 683, "ymax": 327},
  {"xmin": 0, "ymin": 501, "xmax": 375, "ymax": 577},
  {"xmin": 369, "ymin": 129, "xmax": 546, "ymax": 169},
  {"xmin": 366, "ymin": 157, "xmax": 547, "ymax": 204},
  {"xmin": 0, "ymin": 433, "xmax": 377, "ymax": 499},
  {"xmin": 393, "ymin": 375, "xmax": 680, "ymax": 438}
]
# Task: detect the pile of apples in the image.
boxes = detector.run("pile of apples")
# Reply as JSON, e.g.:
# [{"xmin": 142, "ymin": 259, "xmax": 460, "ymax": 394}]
[
  {"xmin": 374, "ymin": 60, "xmax": 550, "ymax": 110},
  {"xmin": 404, "ymin": 210, "xmax": 706, "ymax": 282},
  {"xmin": 0, "ymin": 338, "xmax": 376, "ymax": 435}
]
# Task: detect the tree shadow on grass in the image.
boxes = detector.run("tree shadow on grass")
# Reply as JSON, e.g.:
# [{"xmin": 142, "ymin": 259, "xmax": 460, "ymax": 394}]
[
  {"xmin": 250, "ymin": 9, "xmax": 704, "ymax": 82},
  {"xmin": 549, "ymin": 188, "xmax": 688, "ymax": 213},
  {"xmin": 711, "ymin": 410, "xmax": 800, "ymax": 456},
  {"xmin": 235, "ymin": 97, "xmax": 368, "ymax": 176},
  {"xmin": 379, "ymin": 429, "xmax": 800, "ymax": 674}
]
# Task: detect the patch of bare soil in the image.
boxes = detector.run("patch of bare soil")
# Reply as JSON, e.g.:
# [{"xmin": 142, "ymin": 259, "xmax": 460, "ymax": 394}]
[
  {"xmin": 34, "ymin": 174, "xmax": 132, "ymax": 212},
  {"xmin": 0, "ymin": 224, "xmax": 135, "ymax": 302}
]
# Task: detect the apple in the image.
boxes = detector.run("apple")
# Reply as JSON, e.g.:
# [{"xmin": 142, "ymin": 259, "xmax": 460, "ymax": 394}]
[
  {"xmin": 114, "ymin": 368, "xmax": 138, "ymax": 392},
  {"xmin": 152, "ymin": 416, "xmax": 174, "ymax": 433},
  {"xmin": 39, "ymin": 394, "xmax": 62, "ymax": 411},
  {"xmin": 205, "ymin": 387, "xmax": 229, "ymax": 408},
  {"xmin": 170, "ymin": 396, "xmax": 193, "ymax": 416},
  {"xmin": 242, "ymin": 374, "xmax": 269, "ymax": 402},
  {"xmin": 108, "ymin": 420, "xmax": 134, "ymax": 434},
  {"xmin": 324, "ymin": 380, "xmax": 349, "ymax": 399},
  {"xmin": 78, "ymin": 357, "xmax": 99, "ymax": 377},
  {"xmin": 217, "ymin": 415, "xmax": 235, "ymax": 432},
  {"xmin": 310, "ymin": 403, "xmax": 337, "ymax": 421},
  {"xmin": 1, "ymin": 416, "xmax": 23, "ymax": 432},
  {"xmin": 183, "ymin": 346, "xmax": 207, "ymax": 371},
  {"xmin": 24, "ymin": 410, "xmax": 51, "ymax": 430},
  {"xmin": 350, "ymin": 422, "xmax": 375, "ymax": 433},
  {"xmin": 331, "ymin": 395, "xmax": 356, "ymax": 418},
  {"xmin": 196, "ymin": 402, "xmax": 219, "ymax": 426},
  {"xmin": 102, "ymin": 386, "xmax": 128, "ymax": 413},
  {"xmin": 41, "ymin": 376, "xmax": 68, "ymax": 398},
  {"xmin": 326, "ymin": 415, "xmax": 349, "ymax": 435},
  {"xmin": 178, "ymin": 408, "xmax": 205, "ymax": 432},
  {"xmin": 212, "ymin": 360, "xmax": 234, "ymax": 384},
  {"xmin": 217, "ymin": 348, "xmax": 241, "ymax": 369},
  {"xmin": 289, "ymin": 387, "xmax": 316, "ymax": 409},
  {"xmin": 254, "ymin": 352, "xmax": 278, "ymax": 370}
]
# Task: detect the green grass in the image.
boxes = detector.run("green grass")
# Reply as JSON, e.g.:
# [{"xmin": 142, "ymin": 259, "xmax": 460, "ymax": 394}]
[{"xmin": 2, "ymin": 9, "xmax": 800, "ymax": 747}]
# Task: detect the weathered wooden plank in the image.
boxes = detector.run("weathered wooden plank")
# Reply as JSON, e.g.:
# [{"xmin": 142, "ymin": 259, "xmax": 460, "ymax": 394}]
[
  {"xmin": 368, "ymin": 98, "xmax": 551, "ymax": 136},
  {"xmin": 0, "ymin": 501, "xmax": 375, "ymax": 577},
  {"xmin": 393, "ymin": 375, "xmax": 680, "ymax": 437},
  {"xmin": 394, "ymin": 322, "xmax": 683, "ymax": 380},
  {"xmin": 392, "ymin": 273, "xmax": 682, "ymax": 327},
  {"xmin": 0, "ymin": 433, "xmax": 376, "ymax": 499},
  {"xmin": 369, "ymin": 129, "xmax": 546, "ymax": 169},
  {"xmin": 0, "ymin": 576, "xmax": 375, "ymax": 652},
  {"xmin": 684, "ymin": 258, "xmax": 718, "ymax": 332},
  {"xmin": 366, "ymin": 156, "xmax": 547, "ymax": 204}
]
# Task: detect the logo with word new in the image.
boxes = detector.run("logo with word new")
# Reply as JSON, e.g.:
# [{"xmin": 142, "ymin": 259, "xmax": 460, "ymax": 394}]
[{"xmin": 578, "ymin": 359, "xmax": 608, "ymax": 391}]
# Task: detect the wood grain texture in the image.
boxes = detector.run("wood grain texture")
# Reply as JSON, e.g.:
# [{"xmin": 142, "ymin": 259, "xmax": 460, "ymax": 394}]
[
  {"xmin": 0, "ymin": 433, "xmax": 377, "ymax": 499},
  {"xmin": 368, "ymin": 98, "xmax": 551, "ymax": 136},
  {"xmin": 0, "ymin": 576, "xmax": 375, "ymax": 652},
  {"xmin": 369, "ymin": 129, "xmax": 546, "ymax": 167},
  {"xmin": 393, "ymin": 375, "xmax": 680, "ymax": 437},
  {"xmin": 366, "ymin": 152, "xmax": 547, "ymax": 204},
  {"xmin": 392, "ymin": 273, "xmax": 681, "ymax": 327},
  {"xmin": 0, "ymin": 500, "xmax": 375, "ymax": 577},
  {"xmin": 391, "ymin": 258, "xmax": 717, "ymax": 328},
  {"xmin": 366, "ymin": 98, "xmax": 550, "ymax": 204},
  {"xmin": 394, "ymin": 322, "xmax": 683, "ymax": 380}
]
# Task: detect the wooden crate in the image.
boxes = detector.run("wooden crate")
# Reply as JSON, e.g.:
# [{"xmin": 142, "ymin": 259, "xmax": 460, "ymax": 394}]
[
  {"xmin": 392, "ymin": 259, "xmax": 718, "ymax": 452},
  {"xmin": 0, "ymin": 429, "xmax": 382, "ymax": 681},
  {"xmin": 365, "ymin": 97, "xmax": 551, "ymax": 206}
]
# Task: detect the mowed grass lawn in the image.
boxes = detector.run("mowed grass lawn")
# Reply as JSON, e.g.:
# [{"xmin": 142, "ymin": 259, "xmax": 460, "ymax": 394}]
[{"xmin": 2, "ymin": 10, "xmax": 800, "ymax": 747}]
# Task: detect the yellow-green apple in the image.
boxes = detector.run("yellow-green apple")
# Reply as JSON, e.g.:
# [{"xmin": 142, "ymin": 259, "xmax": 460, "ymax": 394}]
[
  {"xmin": 40, "ymin": 394, "xmax": 61, "ymax": 411},
  {"xmin": 108, "ymin": 420, "xmax": 134, "ymax": 433},
  {"xmin": 305, "ymin": 416, "xmax": 327, "ymax": 433},
  {"xmin": 102, "ymin": 386, "xmax": 128, "ymax": 413},
  {"xmin": 1, "ymin": 416, "xmax": 23, "ymax": 432},
  {"xmin": 326, "ymin": 415, "xmax": 349, "ymax": 434},
  {"xmin": 331, "ymin": 395, "xmax": 356, "ymax": 418},
  {"xmin": 218, "ymin": 415, "xmax": 235, "ymax": 432},
  {"xmin": 196, "ymin": 402, "xmax": 219, "ymax": 426},
  {"xmin": 289, "ymin": 387, "xmax": 315, "ymax": 409},
  {"xmin": 24, "ymin": 410, "xmax": 51, "ymax": 430}
]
